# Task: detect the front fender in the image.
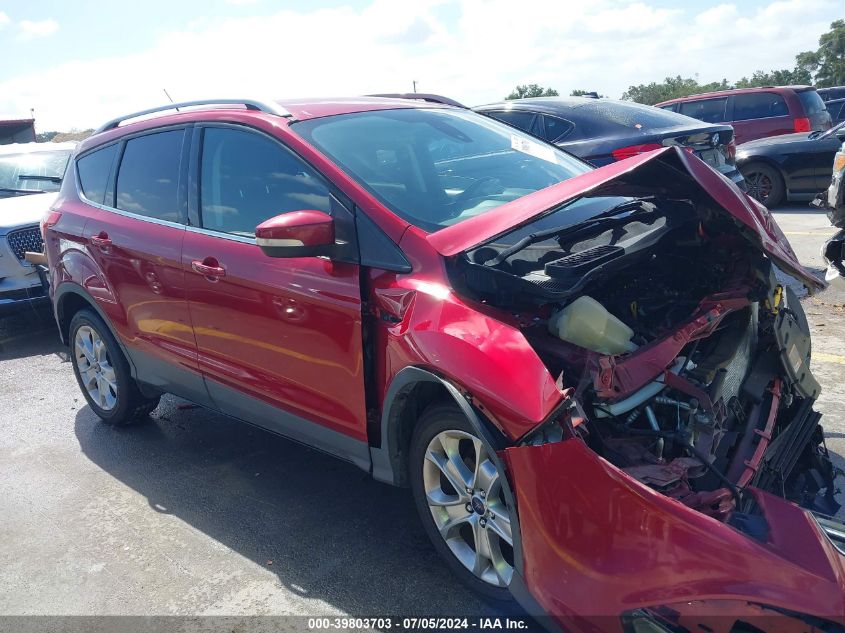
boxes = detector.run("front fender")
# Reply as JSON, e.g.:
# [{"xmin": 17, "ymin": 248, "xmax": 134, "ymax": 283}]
[{"xmin": 378, "ymin": 281, "xmax": 564, "ymax": 441}]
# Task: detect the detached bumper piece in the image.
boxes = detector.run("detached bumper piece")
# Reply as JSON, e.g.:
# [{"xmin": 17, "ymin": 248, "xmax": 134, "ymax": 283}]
[{"xmin": 504, "ymin": 439, "xmax": 845, "ymax": 633}]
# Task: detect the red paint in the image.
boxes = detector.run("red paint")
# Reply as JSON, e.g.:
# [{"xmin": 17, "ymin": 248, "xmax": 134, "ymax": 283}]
[
  {"xmin": 255, "ymin": 210, "xmax": 334, "ymax": 246},
  {"xmin": 504, "ymin": 439, "xmax": 845, "ymax": 631},
  {"xmin": 182, "ymin": 230, "xmax": 368, "ymax": 440}
]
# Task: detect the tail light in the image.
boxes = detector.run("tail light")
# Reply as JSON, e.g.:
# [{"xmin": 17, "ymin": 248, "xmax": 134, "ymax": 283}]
[
  {"xmin": 725, "ymin": 139, "xmax": 736, "ymax": 163},
  {"xmin": 40, "ymin": 210, "xmax": 61, "ymax": 239},
  {"xmin": 794, "ymin": 117, "xmax": 811, "ymax": 132},
  {"xmin": 611, "ymin": 143, "xmax": 662, "ymax": 161}
]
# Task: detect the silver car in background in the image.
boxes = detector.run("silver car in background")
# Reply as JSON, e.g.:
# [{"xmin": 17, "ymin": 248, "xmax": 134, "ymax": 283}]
[{"xmin": 0, "ymin": 142, "xmax": 75, "ymax": 317}]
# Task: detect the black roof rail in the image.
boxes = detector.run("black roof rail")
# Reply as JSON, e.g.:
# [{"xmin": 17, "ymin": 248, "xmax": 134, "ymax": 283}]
[
  {"xmin": 367, "ymin": 93, "xmax": 468, "ymax": 109},
  {"xmin": 94, "ymin": 98, "xmax": 293, "ymax": 134}
]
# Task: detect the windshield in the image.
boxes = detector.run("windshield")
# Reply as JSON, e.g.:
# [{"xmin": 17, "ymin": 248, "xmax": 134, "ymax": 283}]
[
  {"xmin": 293, "ymin": 108, "xmax": 590, "ymax": 231},
  {"xmin": 0, "ymin": 148, "xmax": 72, "ymax": 194},
  {"xmin": 817, "ymin": 120, "xmax": 845, "ymax": 140}
]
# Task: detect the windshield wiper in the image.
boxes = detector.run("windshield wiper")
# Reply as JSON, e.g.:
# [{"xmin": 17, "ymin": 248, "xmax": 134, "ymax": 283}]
[
  {"xmin": 485, "ymin": 197, "xmax": 653, "ymax": 266},
  {"xmin": 0, "ymin": 187, "xmax": 41, "ymax": 194},
  {"xmin": 17, "ymin": 174, "xmax": 62, "ymax": 184}
]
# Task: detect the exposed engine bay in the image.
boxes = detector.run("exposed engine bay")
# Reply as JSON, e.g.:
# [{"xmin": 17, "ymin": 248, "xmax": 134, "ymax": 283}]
[{"xmin": 451, "ymin": 194, "xmax": 841, "ymax": 521}]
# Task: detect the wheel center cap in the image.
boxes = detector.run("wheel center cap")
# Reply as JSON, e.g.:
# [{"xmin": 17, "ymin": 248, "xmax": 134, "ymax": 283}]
[{"xmin": 471, "ymin": 496, "xmax": 486, "ymax": 515}]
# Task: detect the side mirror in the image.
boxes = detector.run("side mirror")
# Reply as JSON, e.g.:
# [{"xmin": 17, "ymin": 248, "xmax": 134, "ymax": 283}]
[{"xmin": 256, "ymin": 210, "xmax": 335, "ymax": 258}]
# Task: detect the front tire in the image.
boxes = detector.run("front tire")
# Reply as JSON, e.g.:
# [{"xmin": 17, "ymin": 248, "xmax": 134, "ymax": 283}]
[
  {"xmin": 741, "ymin": 162, "xmax": 785, "ymax": 208},
  {"xmin": 409, "ymin": 403, "xmax": 516, "ymax": 602},
  {"xmin": 69, "ymin": 308, "xmax": 159, "ymax": 425}
]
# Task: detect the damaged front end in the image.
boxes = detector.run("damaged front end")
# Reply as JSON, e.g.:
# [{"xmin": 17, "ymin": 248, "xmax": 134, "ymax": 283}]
[{"xmin": 436, "ymin": 148, "xmax": 844, "ymax": 630}]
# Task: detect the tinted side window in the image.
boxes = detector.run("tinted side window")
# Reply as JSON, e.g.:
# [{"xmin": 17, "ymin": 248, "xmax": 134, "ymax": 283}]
[
  {"xmin": 733, "ymin": 93, "xmax": 788, "ymax": 121},
  {"xmin": 200, "ymin": 127, "xmax": 331, "ymax": 236},
  {"xmin": 485, "ymin": 110, "xmax": 536, "ymax": 134},
  {"xmin": 678, "ymin": 98, "xmax": 728, "ymax": 123},
  {"xmin": 77, "ymin": 144, "xmax": 117, "ymax": 205},
  {"xmin": 542, "ymin": 115, "xmax": 574, "ymax": 143},
  {"xmin": 116, "ymin": 130, "xmax": 184, "ymax": 222}
]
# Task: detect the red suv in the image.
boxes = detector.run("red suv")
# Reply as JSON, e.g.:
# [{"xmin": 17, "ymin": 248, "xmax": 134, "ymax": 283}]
[
  {"xmin": 44, "ymin": 98, "xmax": 845, "ymax": 631},
  {"xmin": 657, "ymin": 86, "xmax": 831, "ymax": 144}
]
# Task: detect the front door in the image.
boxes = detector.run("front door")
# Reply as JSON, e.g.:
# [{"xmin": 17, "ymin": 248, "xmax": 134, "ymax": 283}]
[{"xmin": 182, "ymin": 124, "xmax": 369, "ymax": 467}]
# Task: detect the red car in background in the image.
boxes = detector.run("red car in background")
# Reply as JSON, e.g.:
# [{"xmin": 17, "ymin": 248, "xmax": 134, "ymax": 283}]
[
  {"xmin": 43, "ymin": 97, "xmax": 844, "ymax": 632},
  {"xmin": 657, "ymin": 86, "xmax": 831, "ymax": 144}
]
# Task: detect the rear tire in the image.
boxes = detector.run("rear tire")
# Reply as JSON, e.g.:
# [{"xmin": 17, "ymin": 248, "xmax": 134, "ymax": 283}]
[
  {"xmin": 69, "ymin": 308, "xmax": 159, "ymax": 425},
  {"xmin": 741, "ymin": 162, "xmax": 785, "ymax": 208},
  {"xmin": 409, "ymin": 403, "xmax": 516, "ymax": 603}
]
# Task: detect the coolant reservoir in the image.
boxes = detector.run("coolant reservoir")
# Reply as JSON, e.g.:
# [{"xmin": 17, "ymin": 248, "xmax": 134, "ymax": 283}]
[{"xmin": 548, "ymin": 296, "xmax": 638, "ymax": 355}]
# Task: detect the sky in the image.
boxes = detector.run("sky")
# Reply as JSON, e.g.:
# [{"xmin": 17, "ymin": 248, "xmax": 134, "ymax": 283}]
[{"xmin": 0, "ymin": 0, "xmax": 838, "ymax": 131}]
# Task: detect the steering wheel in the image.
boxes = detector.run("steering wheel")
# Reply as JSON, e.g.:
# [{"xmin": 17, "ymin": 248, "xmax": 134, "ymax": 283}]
[{"xmin": 444, "ymin": 177, "xmax": 502, "ymax": 220}]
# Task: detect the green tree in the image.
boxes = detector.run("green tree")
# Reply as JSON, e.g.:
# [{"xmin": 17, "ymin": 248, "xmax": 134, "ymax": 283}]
[
  {"xmin": 735, "ymin": 68, "xmax": 812, "ymax": 88},
  {"xmin": 506, "ymin": 84, "xmax": 559, "ymax": 100},
  {"xmin": 799, "ymin": 19, "xmax": 845, "ymax": 87},
  {"xmin": 621, "ymin": 75, "xmax": 724, "ymax": 105}
]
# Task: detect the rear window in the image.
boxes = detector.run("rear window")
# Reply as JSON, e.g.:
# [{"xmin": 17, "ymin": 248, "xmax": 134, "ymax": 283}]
[
  {"xmin": 77, "ymin": 145, "xmax": 117, "ymax": 205},
  {"xmin": 678, "ymin": 98, "xmax": 728, "ymax": 124},
  {"xmin": 115, "ymin": 130, "xmax": 184, "ymax": 223},
  {"xmin": 485, "ymin": 110, "xmax": 536, "ymax": 135},
  {"xmin": 733, "ymin": 93, "xmax": 788, "ymax": 120},
  {"xmin": 798, "ymin": 90, "xmax": 826, "ymax": 115},
  {"xmin": 542, "ymin": 115, "xmax": 574, "ymax": 142},
  {"xmin": 576, "ymin": 100, "xmax": 697, "ymax": 130}
]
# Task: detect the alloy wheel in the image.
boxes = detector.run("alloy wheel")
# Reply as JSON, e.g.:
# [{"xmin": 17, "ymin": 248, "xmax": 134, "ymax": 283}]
[
  {"xmin": 422, "ymin": 429, "xmax": 514, "ymax": 587},
  {"xmin": 74, "ymin": 325, "xmax": 118, "ymax": 411},
  {"xmin": 745, "ymin": 170, "xmax": 773, "ymax": 202}
]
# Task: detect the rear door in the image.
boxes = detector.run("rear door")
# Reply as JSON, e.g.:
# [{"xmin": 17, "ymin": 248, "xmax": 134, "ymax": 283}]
[
  {"xmin": 79, "ymin": 127, "xmax": 208, "ymax": 403},
  {"xmin": 182, "ymin": 124, "xmax": 369, "ymax": 467},
  {"xmin": 730, "ymin": 92, "xmax": 792, "ymax": 143}
]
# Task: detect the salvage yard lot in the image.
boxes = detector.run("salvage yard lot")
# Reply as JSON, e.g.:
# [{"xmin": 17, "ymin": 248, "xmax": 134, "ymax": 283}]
[{"xmin": 1, "ymin": 204, "xmax": 844, "ymax": 619}]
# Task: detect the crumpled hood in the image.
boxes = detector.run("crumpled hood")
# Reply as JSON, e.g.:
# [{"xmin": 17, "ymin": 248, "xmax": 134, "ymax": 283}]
[
  {"xmin": 0, "ymin": 192, "xmax": 57, "ymax": 233},
  {"xmin": 427, "ymin": 146, "xmax": 824, "ymax": 291}
]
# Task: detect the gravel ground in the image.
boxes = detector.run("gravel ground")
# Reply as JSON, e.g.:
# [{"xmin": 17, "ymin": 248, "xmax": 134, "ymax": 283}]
[{"xmin": 0, "ymin": 204, "xmax": 843, "ymax": 627}]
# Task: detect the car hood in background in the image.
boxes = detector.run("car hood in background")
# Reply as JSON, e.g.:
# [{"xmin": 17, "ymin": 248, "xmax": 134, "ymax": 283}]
[
  {"xmin": 427, "ymin": 146, "xmax": 824, "ymax": 291},
  {"xmin": 737, "ymin": 132, "xmax": 814, "ymax": 151},
  {"xmin": 0, "ymin": 192, "xmax": 57, "ymax": 232}
]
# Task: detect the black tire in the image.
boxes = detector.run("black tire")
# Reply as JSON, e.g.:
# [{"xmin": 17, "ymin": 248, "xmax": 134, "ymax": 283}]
[
  {"xmin": 409, "ymin": 403, "xmax": 516, "ymax": 603},
  {"xmin": 741, "ymin": 162, "xmax": 785, "ymax": 208},
  {"xmin": 68, "ymin": 308, "xmax": 160, "ymax": 425}
]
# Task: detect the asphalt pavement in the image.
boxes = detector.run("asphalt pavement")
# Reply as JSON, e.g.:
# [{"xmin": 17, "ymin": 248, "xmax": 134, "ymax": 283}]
[{"xmin": 1, "ymin": 204, "xmax": 844, "ymax": 627}]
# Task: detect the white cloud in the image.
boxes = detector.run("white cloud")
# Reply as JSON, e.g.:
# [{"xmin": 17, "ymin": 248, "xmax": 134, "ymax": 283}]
[
  {"xmin": 0, "ymin": 12, "xmax": 10, "ymax": 30},
  {"xmin": 0, "ymin": 0, "xmax": 835, "ymax": 130},
  {"xmin": 17, "ymin": 18, "xmax": 59, "ymax": 41}
]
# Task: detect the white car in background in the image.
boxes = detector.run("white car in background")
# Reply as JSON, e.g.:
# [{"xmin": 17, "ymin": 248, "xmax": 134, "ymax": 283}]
[{"xmin": 0, "ymin": 142, "xmax": 76, "ymax": 317}]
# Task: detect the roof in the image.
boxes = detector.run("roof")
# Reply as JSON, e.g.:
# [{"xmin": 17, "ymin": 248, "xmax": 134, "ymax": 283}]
[
  {"xmin": 77, "ymin": 96, "xmax": 449, "ymax": 154},
  {"xmin": 277, "ymin": 96, "xmax": 447, "ymax": 120},
  {"xmin": 656, "ymin": 85, "xmax": 815, "ymax": 106},
  {"xmin": 0, "ymin": 141, "xmax": 77, "ymax": 155},
  {"xmin": 474, "ymin": 96, "xmax": 600, "ymax": 113},
  {"xmin": 0, "ymin": 118, "xmax": 35, "ymax": 127}
]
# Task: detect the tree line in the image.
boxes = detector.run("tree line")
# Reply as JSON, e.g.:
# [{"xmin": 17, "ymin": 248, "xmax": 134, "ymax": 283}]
[{"xmin": 506, "ymin": 19, "xmax": 845, "ymax": 105}]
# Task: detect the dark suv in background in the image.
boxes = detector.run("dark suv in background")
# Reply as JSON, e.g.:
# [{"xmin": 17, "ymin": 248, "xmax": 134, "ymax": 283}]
[
  {"xmin": 474, "ymin": 97, "xmax": 744, "ymax": 187},
  {"xmin": 657, "ymin": 86, "xmax": 831, "ymax": 144}
]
